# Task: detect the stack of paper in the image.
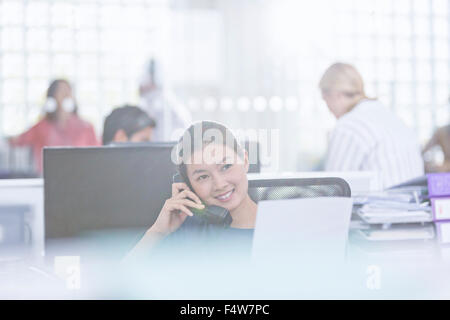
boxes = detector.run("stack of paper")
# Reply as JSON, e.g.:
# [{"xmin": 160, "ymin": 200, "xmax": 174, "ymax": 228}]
[
  {"xmin": 354, "ymin": 188, "xmax": 432, "ymax": 224},
  {"xmin": 358, "ymin": 223, "xmax": 435, "ymax": 241}
]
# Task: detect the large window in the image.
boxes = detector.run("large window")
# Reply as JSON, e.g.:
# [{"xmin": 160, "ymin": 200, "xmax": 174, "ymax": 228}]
[
  {"xmin": 1, "ymin": 0, "xmax": 449, "ymax": 171},
  {"xmin": 0, "ymin": 0, "xmax": 168, "ymax": 135},
  {"xmin": 182, "ymin": 0, "xmax": 450, "ymax": 170}
]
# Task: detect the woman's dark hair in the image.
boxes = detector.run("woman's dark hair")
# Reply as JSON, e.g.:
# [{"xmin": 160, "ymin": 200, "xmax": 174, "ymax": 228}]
[
  {"xmin": 176, "ymin": 121, "xmax": 244, "ymax": 188},
  {"xmin": 102, "ymin": 105, "xmax": 156, "ymax": 145},
  {"xmin": 45, "ymin": 79, "xmax": 78, "ymax": 121}
]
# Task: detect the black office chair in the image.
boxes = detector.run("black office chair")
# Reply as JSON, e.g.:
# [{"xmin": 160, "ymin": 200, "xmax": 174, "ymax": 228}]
[{"xmin": 248, "ymin": 177, "xmax": 351, "ymax": 203}]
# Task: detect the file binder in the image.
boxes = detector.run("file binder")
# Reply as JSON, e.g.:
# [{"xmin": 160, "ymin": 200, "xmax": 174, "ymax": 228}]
[
  {"xmin": 431, "ymin": 198, "xmax": 450, "ymax": 222},
  {"xmin": 435, "ymin": 221, "xmax": 450, "ymax": 244},
  {"xmin": 427, "ymin": 173, "xmax": 450, "ymax": 198},
  {"xmin": 389, "ymin": 173, "xmax": 450, "ymax": 198}
]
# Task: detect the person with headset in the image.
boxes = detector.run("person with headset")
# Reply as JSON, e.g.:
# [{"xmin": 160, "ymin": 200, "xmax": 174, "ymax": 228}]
[
  {"xmin": 9, "ymin": 79, "xmax": 100, "ymax": 173},
  {"xmin": 102, "ymin": 105, "xmax": 156, "ymax": 145},
  {"xmin": 126, "ymin": 121, "xmax": 257, "ymax": 260}
]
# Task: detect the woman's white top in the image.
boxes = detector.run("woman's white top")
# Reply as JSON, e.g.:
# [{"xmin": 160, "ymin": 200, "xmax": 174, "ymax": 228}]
[{"xmin": 325, "ymin": 99, "xmax": 424, "ymax": 189}]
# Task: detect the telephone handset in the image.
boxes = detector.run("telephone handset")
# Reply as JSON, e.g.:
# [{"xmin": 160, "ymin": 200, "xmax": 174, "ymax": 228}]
[{"xmin": 173, "ymin": 173, "xmax": 232, "ymax": 227}]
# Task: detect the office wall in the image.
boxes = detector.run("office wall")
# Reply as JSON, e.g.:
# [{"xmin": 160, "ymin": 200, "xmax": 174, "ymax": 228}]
[{"xmin": 0, "ymin": 0, "xmax": 169, "ymax": 135}]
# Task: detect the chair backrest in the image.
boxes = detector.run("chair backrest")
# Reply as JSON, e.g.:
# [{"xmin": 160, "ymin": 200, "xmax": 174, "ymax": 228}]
[{"xmin": 248, "ymin": 177, "xmax": 351, "ymax": 203}]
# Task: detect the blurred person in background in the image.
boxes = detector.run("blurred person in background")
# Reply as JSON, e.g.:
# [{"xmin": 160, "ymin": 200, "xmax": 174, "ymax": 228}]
[
  {"xmin": 0, "ymin": 136, "xmax": 8, "ymax": 173},
  {"xmin": 422, "ymin": 97, "xmax": 450, "ymax": 172},
  {"xmin": 9, "ymin": 79, "xmax": 99, "ymax": 174},
  {"xmin": 102, "ymin": 105, "xmax": 156, "ymax": 145},
  {"xmin": 139, "ymin": 59, "xmax": 191, "ymax": 141},
  {"xmin": 319, "ymin": 62, "xmax": 424, "ymax": 189}
]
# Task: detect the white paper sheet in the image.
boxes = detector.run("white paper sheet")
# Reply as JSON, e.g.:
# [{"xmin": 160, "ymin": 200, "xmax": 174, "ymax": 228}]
[{"xmin": 252, "ymin": 197, "xmax": 353, "ymax": 263}]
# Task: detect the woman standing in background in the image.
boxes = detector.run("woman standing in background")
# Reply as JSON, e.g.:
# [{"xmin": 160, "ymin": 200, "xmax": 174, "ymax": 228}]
[
  {"xmin": 319, "ymin": 63, "xmax": 424, "ymax": 189},
  {"xmin": 9, "ymin": 79, "xmax": 100, "ymax": 174}
]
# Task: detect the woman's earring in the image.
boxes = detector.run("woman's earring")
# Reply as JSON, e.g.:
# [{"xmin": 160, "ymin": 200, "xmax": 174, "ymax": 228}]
[
  {"xmin": 43, "ymin": 97, "xmax": 57, "ymax": 113},
  {"xmin": 61, "ymin": 97, "xmax": 75, "ymax": 112}
]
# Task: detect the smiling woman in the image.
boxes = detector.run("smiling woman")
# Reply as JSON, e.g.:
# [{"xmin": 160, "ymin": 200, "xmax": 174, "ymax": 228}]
[
  {"xmin": 175, "ymin": 121, "xmax": 257, "ymax": 228},
  {"xmin": 126, "ymin": 121, "xmax": 257, "ymax": 261}
]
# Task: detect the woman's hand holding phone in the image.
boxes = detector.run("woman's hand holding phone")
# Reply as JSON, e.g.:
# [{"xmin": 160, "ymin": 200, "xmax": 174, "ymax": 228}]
[
  {"xmin": 149, "ymin": 182, "xmax": 205, "ymax": 236},
  {"xmin": 124, "ymin": 182, "xmax": 204, "ymax": 262}
]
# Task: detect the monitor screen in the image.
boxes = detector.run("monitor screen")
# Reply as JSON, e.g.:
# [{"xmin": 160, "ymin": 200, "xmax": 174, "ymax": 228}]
[{"xmin": 43, "ymin": 143, "xmax": 177, "ymax": 241}]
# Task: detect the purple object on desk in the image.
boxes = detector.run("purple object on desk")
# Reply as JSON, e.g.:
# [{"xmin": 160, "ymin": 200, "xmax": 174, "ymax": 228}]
[
  {"xmin": 430, "ymin": 198, "xmax": 450, "ymax": 222},
  {"xmin": 427, "ymin": 173, "xmax": 450, "ymax": 197}
]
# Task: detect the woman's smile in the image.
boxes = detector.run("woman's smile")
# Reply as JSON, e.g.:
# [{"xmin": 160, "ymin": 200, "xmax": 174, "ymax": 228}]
[{"xmin": 214, "ymin": 188, "xmax": 235, "ymax": 202}]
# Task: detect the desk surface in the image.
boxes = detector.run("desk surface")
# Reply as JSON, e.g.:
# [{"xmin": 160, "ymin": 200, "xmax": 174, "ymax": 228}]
[
  {"xmin": 1, "ymin": 219, "xmax": 449, "ymax": 299},
  {"xmin": 0, "ymin": 178, "xmax": 43, "ymax": 188}
]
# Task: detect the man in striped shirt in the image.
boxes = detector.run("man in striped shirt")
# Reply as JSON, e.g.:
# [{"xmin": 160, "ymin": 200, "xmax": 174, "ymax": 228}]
[{"xmin": 319, "ymin": 63, "xmax": 424, "ymax": 189}]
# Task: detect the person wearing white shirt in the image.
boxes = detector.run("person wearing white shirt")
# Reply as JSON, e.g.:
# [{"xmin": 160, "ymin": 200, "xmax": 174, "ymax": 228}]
[
  {"xmin": 319, "ymin": 62, "xmax": 424, "ymax": 189},
  {"xmin": 139, "ymin": 59, "xmax": 192, "ymax": 141}
]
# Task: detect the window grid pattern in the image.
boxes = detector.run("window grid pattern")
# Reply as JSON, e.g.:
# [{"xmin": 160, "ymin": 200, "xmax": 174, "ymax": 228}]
[
  {"xmin": 184, "ymin": 0, "xmax": 450, "ymax": 170},
  {"xmin": 0, "ymin": 0, "xmax": 449, "ymax": 172},
  {"xmin": 0, "ymin": 0, "xmax": 168, "ymax": 136}
]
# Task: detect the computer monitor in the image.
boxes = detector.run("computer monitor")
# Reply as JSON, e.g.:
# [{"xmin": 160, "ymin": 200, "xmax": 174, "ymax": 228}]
[{"xmin": 43, "ymin": 143, "xmax": 177, "ymax": 244}]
